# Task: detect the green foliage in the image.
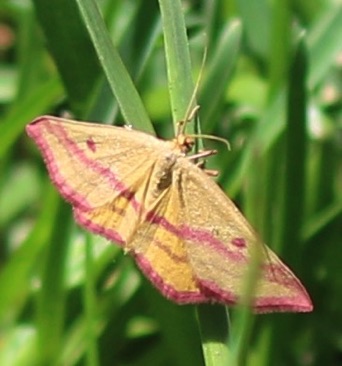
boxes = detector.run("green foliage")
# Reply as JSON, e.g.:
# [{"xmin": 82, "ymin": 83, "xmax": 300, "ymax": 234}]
[{"xmin": 0, "ymin": 0, "xmax": 341, "ymax": 365}]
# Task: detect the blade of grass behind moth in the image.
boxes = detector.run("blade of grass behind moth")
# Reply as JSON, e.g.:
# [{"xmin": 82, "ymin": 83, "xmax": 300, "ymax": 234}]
[
  {"xmin": 143, "ymin": 285, "xmax": 204, "ymax": 366},
  {"xmin": 83, "ymin": 233, "xmax": 100, "ymax": 366},
  {"xmin": 75, "ymin": 0, "xmax": 154, "ymax": 133},
  {"xmin": 158, "ymin": 0, "xmax": 196, "ymax": 134},
  {"xmin": 228, "ymin": 234, "xmax": 264, "ymax": 365},
  {"xmin": 199, "ymin": 19, "xmax": 241, "ymax": 133},
  {"xmin": 196, "ymin": 305, "xmax": 231, "ymax": 366},
  {"xmin": 267, "ymin": 34, "xmax": 309, "ymax": 366},
  {"xmin": 36, "ymin": 200, "xmax": 72, "ymax": 365},
  {"xmin": 281, "ymin": 33, "xmax": 308, "ymax": 262},
  {"xmin": 267, "ymin": 0, "xmax": 291, "ymax": 99},
  {"xmin": 159, "ymin": 0, "xmax": 231, "ymax": 363}
]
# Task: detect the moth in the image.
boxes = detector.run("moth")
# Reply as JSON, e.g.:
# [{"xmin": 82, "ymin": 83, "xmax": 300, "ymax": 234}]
[{"xmin": 26, "ymin": 116, "xmax": 313, "ymax": 313}]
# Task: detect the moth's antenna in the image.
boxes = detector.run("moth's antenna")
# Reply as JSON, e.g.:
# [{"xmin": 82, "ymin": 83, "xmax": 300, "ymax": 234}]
[
  {"xmin": 187, "ymin": 133, "xmax": 231, "ymax": 151},
  {"xmin": 177, "ymin": 44, "xmax": 208, "ymax": 136},
  {"xmin": 175, "ymin": 43, "xmax": 231, "ymax": 153}
]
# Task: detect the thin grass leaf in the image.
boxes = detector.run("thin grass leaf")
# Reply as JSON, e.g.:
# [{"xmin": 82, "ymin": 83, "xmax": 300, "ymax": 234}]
[
  {"xmin": 281, "ymin": 33, "xmax": 308, "ymax": 261},
  {"xmin": 158, "ymin": 1, "xmax": 231, "ymax": 365},
  {"xmin": 36, "ymin": 201, "xmax": 72, "ymax": 365},
  {"xmin": 158, "ymin": 0, "xmax": 195, "ymax": 132},
  {"xmin": 267, "ymin": 0, "xmax": 291, "ymax": 98},
  {"xmin": 83, "ymin": 234, "xmax": 100, "ymax": 366},
  {"xmin": 196, "ymin": 305, "xmax": 231, "ymax": 366}
]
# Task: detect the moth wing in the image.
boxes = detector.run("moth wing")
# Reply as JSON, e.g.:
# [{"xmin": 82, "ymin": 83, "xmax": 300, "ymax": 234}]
[
  {"xmin": 177, "ymin": 159, "xmax": 313, "ymax": 313},
  {"xmin": 26, "ymin": 116, "xmax": 167, "ymax": 243}
]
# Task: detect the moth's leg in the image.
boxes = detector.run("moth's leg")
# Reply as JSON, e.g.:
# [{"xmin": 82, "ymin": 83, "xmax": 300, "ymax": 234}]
[
  {"xmin": 187, "ymin": 149, "xmax": 217, "ymax": 161},
  {"xmin": 186, "ymin": 149, "xmax": 219, "ymax": 176}
]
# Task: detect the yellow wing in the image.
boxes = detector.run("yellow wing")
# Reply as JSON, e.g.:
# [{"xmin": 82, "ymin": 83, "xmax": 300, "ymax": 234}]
[
  {"xmin": 175, "ymin": 158, "xmax": 312, "ymax": 312},
  {"xmin": 26, "ymin": 116, "xmax": 168, "ymax": 244}
]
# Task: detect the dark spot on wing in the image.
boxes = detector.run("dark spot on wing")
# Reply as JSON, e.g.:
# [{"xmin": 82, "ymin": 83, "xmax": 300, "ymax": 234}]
[
  {"xmin": 86, "ymin": 137, "xmax": 96, "ymax": 152},
  {"xmin": 231, "ymin": 237, "xmax": 246, "ymax": 248}
]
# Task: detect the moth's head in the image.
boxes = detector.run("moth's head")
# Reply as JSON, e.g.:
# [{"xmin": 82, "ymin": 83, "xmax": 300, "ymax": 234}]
[{"xmin": 174, "ymin": 134, "xmax": 195, "ymax": 154}]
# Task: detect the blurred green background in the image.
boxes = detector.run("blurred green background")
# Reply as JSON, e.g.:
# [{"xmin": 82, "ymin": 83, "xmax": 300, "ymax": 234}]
[{"xmin": 0, "ymin": 0, "xmax": 341, "ymax": 365}]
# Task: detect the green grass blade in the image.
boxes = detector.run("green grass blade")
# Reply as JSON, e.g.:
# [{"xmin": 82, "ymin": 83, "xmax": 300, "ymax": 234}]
[
  {"xmin": 196, "ymin": 305, "xmax": 231, "ymax": 366},
  {"xmin": 36, "ymin": 201, "xmax": 72, "ymax": 365},
  {"xmin": 281, "ymin": 33, "xmax": 308, "ymax": 260},
  {"xmin": 267, "ymin": 0, "xmax": 291, "ymax": 98},
  {"xmin": 158, "ymin": 0, "xmax": 195, "ymax": 132},
  {"xmin": 158, "ymin": 1, "xmax": 231, "ymax": 365},
  {"xmin": 83, "ymin": 234, "xmax": 100, "ymax": 366}
]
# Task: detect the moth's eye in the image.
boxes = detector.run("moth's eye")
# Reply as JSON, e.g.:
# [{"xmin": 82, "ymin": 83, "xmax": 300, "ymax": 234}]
[
  {"xmin": 176, "ymin": 134, "xmax": 194, "ymax": 153},
  {"xmin": 184, "ymin": 137, "xmax": 195, "ymax": 151}
]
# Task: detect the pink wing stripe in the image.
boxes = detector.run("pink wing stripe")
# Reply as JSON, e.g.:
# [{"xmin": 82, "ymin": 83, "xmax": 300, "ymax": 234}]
[
  {"xmin": 27, "ymin": 121, "xmax": 93, "ymax": 211},
  {"xmin": 145, "ymin": 211, "xmax": 246, "ymax": 262},
  {"xmin": 199, "ymin": 279, "xmax": 313, "ymax": 313},
  {"xmin": 74, "ymin": 209, "xmax": 124, "ymax": 245}
]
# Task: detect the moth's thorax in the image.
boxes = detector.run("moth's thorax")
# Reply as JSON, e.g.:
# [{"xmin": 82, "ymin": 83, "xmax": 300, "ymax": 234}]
[{"xmin": 148, "ymin": 152, "xmax": 181, "ymax": 200}]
